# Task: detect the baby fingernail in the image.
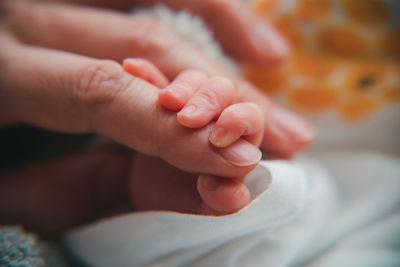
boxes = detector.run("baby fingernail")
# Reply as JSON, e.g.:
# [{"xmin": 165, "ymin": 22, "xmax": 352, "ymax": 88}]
[
  {"xmin": 220, "ymin": 141, "xmax": 262, "ymax": 167},
  {"xmin": 273, "ymin": 108, "xmax": 316, "ymax": 142},
  {"xmin": 199, "ymin": 175, "xmax": 221, "ymax": 191},
  {"xmin": 178, "ymin": 105, "xmax": 197, "ymax": 117},
  {"xmin": 209, "ymin": 126, "xmax": 228, "ymax": 147}
]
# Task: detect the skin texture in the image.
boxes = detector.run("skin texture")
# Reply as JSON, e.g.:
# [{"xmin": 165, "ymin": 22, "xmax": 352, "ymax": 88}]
[
  {"xmin": 124, "ymin": 60, "xmax": 265, "ymax": 154},
  {"xmin": 130, "ymin": 154, "xmax": 251, "ymax": 216},
  {"xmin": 0, "ymin": 0, "xmax": 314, "ymax": 154},
  {"xmin": 124, "ymin": 59, "xmax": 258, "ymax": 215},
  {"xmin": 0, "ymin": 0, "xmax": 315, "ymax": 234},
  {"xmin": 0, "ymin": 144, "xmax": 133, "ymax": 234}
]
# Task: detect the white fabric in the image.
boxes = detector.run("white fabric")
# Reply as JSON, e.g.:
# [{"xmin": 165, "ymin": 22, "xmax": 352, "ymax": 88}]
[
  {"xmin": 305, "ymin": 105, "xmax": 400, "ymax": 157},
  {"xmin": 64, "ymin": 154, "xmax": 400, "ymax": 267},
  {"xmin": 63, "ymin": 6, "xmax": 400, "ymax": 267}
]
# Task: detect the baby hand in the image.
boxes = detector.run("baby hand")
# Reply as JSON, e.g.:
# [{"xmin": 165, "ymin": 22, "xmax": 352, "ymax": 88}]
[
  {"xmin": 158, "ymin": 69, "xmax": 264, "ymax": 163},
  {"xmin": 124, "ymin": 59, "xmax": 264, "ymax": 214},
  {"xmin": 124, "ymin": 58, "xmax": 264, "ymax": 177},
  {"xmin": 156, "ymin": 68, "xmax": 265, "ymax": 214}
]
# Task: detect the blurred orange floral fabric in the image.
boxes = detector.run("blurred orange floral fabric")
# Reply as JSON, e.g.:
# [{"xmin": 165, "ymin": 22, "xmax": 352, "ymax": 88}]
[{"xmin": 245, "ymin": 0, "xmax": 399, "ymax": 121}]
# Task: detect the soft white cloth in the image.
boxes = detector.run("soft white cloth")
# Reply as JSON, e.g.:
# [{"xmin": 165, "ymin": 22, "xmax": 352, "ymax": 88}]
[
  {"xmin": 64, "ymin": 153, "xmax": 400, "ymax": 267},
  {"xmin": 63, "ymin": 5, "xmax": 400, "ymax": 266}
]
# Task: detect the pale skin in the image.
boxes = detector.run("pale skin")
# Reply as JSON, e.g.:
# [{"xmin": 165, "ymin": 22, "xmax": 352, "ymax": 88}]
[
  {"xmin": 123, "ymin": 58, "xmax": 264, "ymax": 215},
  {"xmin": 0, "ymin": 0, "xmax": 315, "ymax": 234}
]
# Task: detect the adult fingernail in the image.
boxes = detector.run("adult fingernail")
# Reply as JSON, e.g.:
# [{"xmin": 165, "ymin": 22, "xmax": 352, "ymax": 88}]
[
  {"xmin": 199, "ymin": 175, "xmax": 221, "ymax": 191},
  {"xmin": 252, "ymin": 20, "xmax": 289, "ymax": 60},
  {"xmin": 209, "ymin": 126, "xmax": 229, "ymax": 147},
  {"xmin": 220, "ymin": 141, "xmax": 262, "ymax": 167},
  {"xmin": 272, "ymin": 107, "xmax": 316, "ymax": 142}
]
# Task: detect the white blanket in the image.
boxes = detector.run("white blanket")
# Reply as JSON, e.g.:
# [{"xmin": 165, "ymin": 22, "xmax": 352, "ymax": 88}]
[
  {"xmin": 64, "ymin": 5, "xmax": 400, "ymax": 266},
  {"xmin": 64, "ymin": 151, "xmax": 400, "ymax": 267}
]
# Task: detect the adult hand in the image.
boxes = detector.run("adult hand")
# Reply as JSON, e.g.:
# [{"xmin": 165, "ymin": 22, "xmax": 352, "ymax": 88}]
[
  {"xmin": 1, "ymin": 0, "xmax": 314, "ymax": 157},
  {"xmin": 0, "ymin": 144, "xmax": 251, "ymax": 235},
  {"xmin": 0, "ymin": 0, "xmax": 314, "ymax": 233},
  {"xmin": 63, "ymin": 0, "xmax": 289, "ymax": 65},
  {"xmin": 0, "ymin": 144, "xmax": 133, "ymax": 234}
]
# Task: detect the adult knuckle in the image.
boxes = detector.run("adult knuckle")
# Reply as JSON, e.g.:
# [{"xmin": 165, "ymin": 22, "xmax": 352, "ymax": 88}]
[
  {"xmin": 75, "ymin": 61, "xmax": 132, "ymax": 119},
  {"xmin": 75, "ymin": 60, "xmax": 125, "ymax": 104},
  {"xmin": 72, "ymin": 59, "xmax": 136, "ymax": 131},
  {"xmin": 126, "ymin": 18, "xmax": 177, "ymax": 57}
]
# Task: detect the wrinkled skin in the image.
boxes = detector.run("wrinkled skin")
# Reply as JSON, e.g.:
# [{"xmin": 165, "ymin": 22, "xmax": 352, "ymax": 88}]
[{"xmin": 0, "ymin": 0, "xmax": 314, "ymax": 235}]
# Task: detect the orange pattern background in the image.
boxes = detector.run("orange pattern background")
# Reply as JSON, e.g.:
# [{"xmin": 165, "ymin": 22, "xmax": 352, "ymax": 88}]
[{"xmin": 244, "ymin": 0, "xmax": 400, "ymax": 121}]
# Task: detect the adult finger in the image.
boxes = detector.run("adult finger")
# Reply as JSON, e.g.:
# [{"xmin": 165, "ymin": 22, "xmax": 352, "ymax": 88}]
[
  {"xmin": 4, "ymin": 0, "xmax": 314, "ymax": 157},
  {"xmin": 52, "ymin": 0, "xmax": 288, "ymax": 64},
  {"xmin": 0, "ymin": 39, "xmax": 168, "ymax": 155},
  {"xmin": 2, "ymin": 43, "xmax": 261, "ymax": 177},
  {"xmin": 214, "ymin": 139, "xmax": 262, "ymax": 168},
  {"xmin": 134, "ymin": 0, "xmax": 289, "ymax": 65},
  {"xmin": 5, "ymin": 0, "xmax": 222, "ymax": 78},
  {"xmin": 236, "ymin": 81, "xmax": 315, "ymax": 157}
]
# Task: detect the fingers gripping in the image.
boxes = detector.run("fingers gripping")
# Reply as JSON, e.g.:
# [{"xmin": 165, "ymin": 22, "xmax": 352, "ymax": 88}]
[
  {"xmin": 209, "ymin": 103, "xmax": 264, "ymax": 148},
  {"xmin": 177, "ymin": 76, "xmax": 235, "ymax": 128},
  {"xmin": 123, "ymin": 58, "xmax": 169, "ymax": 88},
  {"xmin": 197, "ymin": 174, "xmax": 250, "ymax": 215},
  {"xmin": 158, "ymin": 70, "xmax": 208, "ymax": 111}
]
